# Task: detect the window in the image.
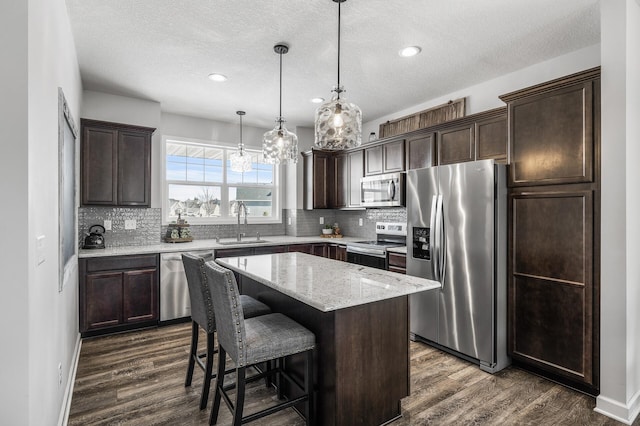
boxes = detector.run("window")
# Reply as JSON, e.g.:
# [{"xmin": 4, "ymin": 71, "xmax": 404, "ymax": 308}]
[{"xmin": 163, "ymin": 137, "xmax": 280, "ymax": 224}]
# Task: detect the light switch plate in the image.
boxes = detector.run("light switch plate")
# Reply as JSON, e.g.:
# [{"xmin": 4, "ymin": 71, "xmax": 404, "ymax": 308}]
[
  {"xmin": 36, "ymin": 235, "xmax": 46, "ymax": 265},
  {"xmin": 103, "ymin": 220, "xmax": 112, "ymax": 231},
  {"xmin": 319, "ymin": 217, "xmax": 324, "ymax": 225},
  {"xmin": 359, "ymin": 218, "xmax": 363, "ymax": 226},
  {"xmin": 288, "ymin": 217, "xmax": 292, "ymax": 225},
  {"xmin": 124, "ymin": 219, "xmax": 137, "ymax": 230}
]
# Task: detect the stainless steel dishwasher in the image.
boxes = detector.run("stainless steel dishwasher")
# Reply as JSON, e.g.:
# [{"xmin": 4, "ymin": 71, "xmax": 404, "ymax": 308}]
[{"xmin": 160, "ymin": 250, "xmax": 213, "ymax": 322}]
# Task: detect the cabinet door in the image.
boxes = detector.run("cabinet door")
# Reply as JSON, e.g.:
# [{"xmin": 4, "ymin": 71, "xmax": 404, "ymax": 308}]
[
  {"xmin": 406, "ymin": 133, "xmax": 436, "ymax": 170},
  {"xmin": 509, "ymin": 81, "xmax": 594, "ymax": 186},
  {"xmin": 364, "ymin": 145, "xmax": 383, "ymax": 176},
  {"xmin": 254, "ymin": 245, "xmax": 287, "ymax": 255},
  {"xmin": 312, "ymin": 243, "xmax": 327, "ymax": 257},
  {"xmin": 118, "ymin": 130, "xmax": 151, "ymax": 206},
  {"xmin": 383, "ymin": 139, "xmax": 405, "ymax": 172},
  {"xmin": 215, "ymin": 248, "xmax": 254, "ymax": 258},
  {"xmin": 336, "ymin": 245, "xmax": 347, "ymax": 261},
  {"xmin": 348, "ymin": 150, "xmax": 364, "ymax": 207},
  {"xmin": 81, "ymin": 126, "xmax": 117, "ymax": 205},
  {"xmin": 476, "ymin": 115, "xmax": 507, "ymax": 162},
  {"xmin": 84, "ymin": 271, "xmax": 123, "ymax": 330},
  {"xmin": 438, "ymin": 125, "xmax": 475, "ymax": 165},
  {"xmin": 288, "ymin": 244, "xmax": 313, "ymax": 254},
  {"xmin": 123, "ymin": 268, "xmax": 158, "ymax": 323},
  {"xmin": 509, "ymin": 189, "xmax": 595, "ymax": 386},
  {"xmin": 333, "ymin": 153, "xmax": 348, "ymax": 208}
]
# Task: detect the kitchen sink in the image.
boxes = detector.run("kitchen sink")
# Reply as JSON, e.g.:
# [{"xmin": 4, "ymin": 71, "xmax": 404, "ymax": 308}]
[{"xmin": 217, "ymin": 240, "xmax": 270, "ymax": 245}]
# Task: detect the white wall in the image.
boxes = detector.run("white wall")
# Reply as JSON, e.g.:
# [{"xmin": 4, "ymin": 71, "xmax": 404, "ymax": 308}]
[
  {"xmin": 0, "ymin": 0, "xmax": 83, "ymax": 424},
  {"xmin": 363, "ymin": 44, "xmax": 601, "ymax": 137},
  {"xmin": 0, "ymin": 1, "xmax": 29, "ymax": 424},
  {"xmin": 597, "ymin": 0, "xmax": 640, "ymax": 423}
]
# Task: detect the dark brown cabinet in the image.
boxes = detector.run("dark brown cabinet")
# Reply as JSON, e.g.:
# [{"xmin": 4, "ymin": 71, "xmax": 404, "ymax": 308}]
[
  {"xmin": 303, "ymin": 150, "xmax": 333, "ymax": 210},
  {"xmin": 328, "ymin": 244, "xmax": 347, "ymax": 261},
  {"xmin": 364, "ymin": 139, "xmax": 405, "ymax": 176},
  {"xmin": 333, "ymin": 153, "xmax": 348, "ymax": 208},
  {"xmin": 81, "ymin": 119, "xmax": 154, "ymax": 207},
  {"xmin": 80, "ymin": 254, "xmax": 159, "ymax": 336},
  {"xmin": 500, "ymin": 67, "xmax": 600, "ymax": 394},
  {"xmin": 438, "ymin": 124, "xmax": 475, "ymax": 165},
  {"xmin": 387, "ymin": 252, "xmax": 406, "ymax": 274},
  {"xmin": 288, "ymin": 243, "xmax": 327, "ymax": 257},
  {"xmin": 348, "ymin": 150, "xmax": 364, "ymax": 207},
  {"xmin": 406, "ymin": 133, "xmax": 436, "ymax": 170},
  {"xmin": 476, "ymin": 115, "xmax": 508, "ymax": 162}
]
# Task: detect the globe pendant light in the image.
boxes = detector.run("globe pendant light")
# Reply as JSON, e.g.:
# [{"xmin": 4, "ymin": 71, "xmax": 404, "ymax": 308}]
[
  {"xmin": 314, "ymin": 0, "xmax": 362, "ymax": 150},
  {"xmin": 262, "ymin": 43, "xmax": 298, "ymax": 164},
  {"xmin": 229, "ymin": 111, "xmax": 252, "ymax": 173}
]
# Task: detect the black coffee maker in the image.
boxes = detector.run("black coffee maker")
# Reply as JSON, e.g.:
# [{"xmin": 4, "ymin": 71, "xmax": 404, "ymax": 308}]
[{"xmin": 83, "ymin": 224, "xmax": 106, "ymax": 249}]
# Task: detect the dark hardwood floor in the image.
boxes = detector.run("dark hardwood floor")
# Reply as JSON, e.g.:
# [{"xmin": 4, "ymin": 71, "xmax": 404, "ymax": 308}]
[{"xmin": 68, "ymin": 323, "xmax": 630, "ymax": 426}]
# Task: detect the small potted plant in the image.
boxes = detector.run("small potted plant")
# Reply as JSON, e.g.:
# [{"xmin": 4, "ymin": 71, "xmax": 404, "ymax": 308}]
[{"xmin": 322, "ymin": 224, "xmax": 334, "ymax": 235}]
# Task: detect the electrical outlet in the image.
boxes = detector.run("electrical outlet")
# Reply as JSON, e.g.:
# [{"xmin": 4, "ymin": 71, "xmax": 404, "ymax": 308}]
[
  {"xmin": 124, "ymin": 219, "xmax": 137, "ymax": 230},
  {"xmin": 36, "ymin": 235, "xmax": 46, "ymax": 265},
  {"xmin": 288, "ymin": 217, "xmax": 292, "ymax": 226},
  {"xmin": 103, "ymin": 220, "xmax": 112, "ymax": 231},
  {"xmin": 319, "ymin": 217, "xmax": 324, "ymax": 225},
  {"xmin": 359, "ymin": 218, "xmax": 363, "ymax": 226},
  {"xmin": 58, "ymin": 363, "xmax": 63, "ymax": 388}
]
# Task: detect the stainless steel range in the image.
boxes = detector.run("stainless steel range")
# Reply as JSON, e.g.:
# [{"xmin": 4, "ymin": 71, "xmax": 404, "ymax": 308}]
[{"xmin": 346, "ymin": 222, "xmax": 407, "ymax": 269}]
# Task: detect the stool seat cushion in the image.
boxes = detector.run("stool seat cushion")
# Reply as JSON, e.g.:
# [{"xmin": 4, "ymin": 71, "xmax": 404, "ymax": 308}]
[
  {"xmin": 239, "ymin": 295, "xmax": 271, "ymax": 320},
  {"xmin": 244, "ymin": 313, "xmax": 316, "ymax": 366}
]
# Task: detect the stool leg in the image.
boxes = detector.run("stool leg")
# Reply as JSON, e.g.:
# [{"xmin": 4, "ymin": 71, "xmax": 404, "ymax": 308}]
[
  {"xmin": 185, "ymin": 321, "xmax": 198, "ymax": 387},
  {"xmin": 232, "ymin": 367, "xmax": 246, "ymax": 426},
  {"xmin": 200, "ymin": 331, "xmax": 215, "ymax": 410},
  {"xmin": 209, "ymin": 346, "xmax": 226, "ymax": 425},
  {"xmin": 305, "ymin": 349, "xmax": 314, "ymax": 426},
  {"xmin": 276, "ymin": 358, "xmax": 283, "ymax": 400}
]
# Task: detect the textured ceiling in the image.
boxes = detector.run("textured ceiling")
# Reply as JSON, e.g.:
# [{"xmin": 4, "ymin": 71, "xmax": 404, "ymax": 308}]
[{"xmin": 66, "ymin": 0, "xmax": 600, "ymax": 129}]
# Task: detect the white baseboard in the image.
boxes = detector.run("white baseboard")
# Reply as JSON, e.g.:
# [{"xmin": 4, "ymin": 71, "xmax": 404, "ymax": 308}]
[
  {"xmin": 57, "ymin": 335, "xmax": 82, "ymax": 426},
  {"xmin": 595, "ymin": 389, "xmax": 640, "ymax": 425}
]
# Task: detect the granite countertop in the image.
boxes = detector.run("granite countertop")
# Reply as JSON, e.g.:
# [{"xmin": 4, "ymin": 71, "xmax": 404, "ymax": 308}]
[
  {"xmin": 78, "ymin": 235, "xmax": 362, "ymax": 258},
  {"xmin": 216, "ymin": 252, "xmax": 440, "ymax": 312}
]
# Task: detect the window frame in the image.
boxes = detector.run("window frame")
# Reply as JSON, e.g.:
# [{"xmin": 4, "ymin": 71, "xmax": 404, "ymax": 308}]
[{"xmin": 162, "ymin": 135, "xmax": 281, "ymax": 225}]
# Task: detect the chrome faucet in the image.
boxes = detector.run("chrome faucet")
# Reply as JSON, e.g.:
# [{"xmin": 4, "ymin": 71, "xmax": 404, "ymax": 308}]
[{"xmin": 236, "ymin": 201, "xmax": 248, "ymax": 241}]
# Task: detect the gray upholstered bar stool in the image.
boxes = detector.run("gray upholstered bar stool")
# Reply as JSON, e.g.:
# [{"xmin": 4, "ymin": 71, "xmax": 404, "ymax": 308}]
[
  {"xmin": 204, "ymin": 261, "xmax": 316, "ymax": 426},
  {"xmin": 182, "ymin": 253, "xmax": 271, "ymax": 410}
]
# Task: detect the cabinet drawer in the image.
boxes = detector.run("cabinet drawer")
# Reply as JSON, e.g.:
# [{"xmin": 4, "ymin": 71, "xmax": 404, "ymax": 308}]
[
  {"xmin": 388, "ymin": 252, "xmax": 406, "ymax": 268},
  {"xmin": 85, "ymin": 254, "xmax": 158, "ymax": 272}
]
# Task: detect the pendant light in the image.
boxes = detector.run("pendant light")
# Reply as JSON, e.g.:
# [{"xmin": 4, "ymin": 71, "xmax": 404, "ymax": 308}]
[
  {"xmin": 314, "ymin": 0, "xmax": 362, "ymax": 150},
  {"xmin": 229, "ymin": 111, "xmax": 252, "ymax": 173},
  {"xmin": 262, "ymin": 43, "xmax": 298, "ymax": 164}
]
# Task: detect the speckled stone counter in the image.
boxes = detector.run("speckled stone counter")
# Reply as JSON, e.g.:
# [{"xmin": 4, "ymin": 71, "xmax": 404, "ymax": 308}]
[
  {"xmin": 216, "ymin": 252, "xmax": 439, "ymax": 312},
  {"xmin": 217, "ymin": 252, "xmax": 439, "ymax": 425}
]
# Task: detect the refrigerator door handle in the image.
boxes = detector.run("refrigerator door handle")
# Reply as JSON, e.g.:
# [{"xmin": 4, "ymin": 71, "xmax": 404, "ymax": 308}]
[
  {"xmin": 436, "ymin": 194, "xmax": 446, "ymax": 289},
  {"xmin": 429, "ymin": 195, "xmax": 439, "ymax": 281}
]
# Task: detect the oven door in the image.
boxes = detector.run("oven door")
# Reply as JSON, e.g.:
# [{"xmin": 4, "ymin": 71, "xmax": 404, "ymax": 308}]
[{"xmin": 346, "ymin": 246, "xmax": 388, "ymax": 270}]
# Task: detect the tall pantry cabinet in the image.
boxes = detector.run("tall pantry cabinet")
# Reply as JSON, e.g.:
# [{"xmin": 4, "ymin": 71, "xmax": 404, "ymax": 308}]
[{"xmin": 500, "ymin": 67, "xmax": 601, "ymax": 394}]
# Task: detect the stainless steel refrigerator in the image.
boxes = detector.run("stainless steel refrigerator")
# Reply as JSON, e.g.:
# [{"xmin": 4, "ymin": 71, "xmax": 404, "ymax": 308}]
[{"xmin": 406, "ymin": 159, "xmax": 509, "ymax": 373}]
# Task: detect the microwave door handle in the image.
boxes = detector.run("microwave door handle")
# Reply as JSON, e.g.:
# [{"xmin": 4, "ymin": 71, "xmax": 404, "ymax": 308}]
[
  {"xmin": 436, "ymin": 194, "xmax": 446, "ymax": 288},
  {"xmin": 429, "ymin": 195, "xmax": 439, "ymax": 281},
  {"xmin": 388, "ymin": 180, "xmax": 396, "ymax": 200}
]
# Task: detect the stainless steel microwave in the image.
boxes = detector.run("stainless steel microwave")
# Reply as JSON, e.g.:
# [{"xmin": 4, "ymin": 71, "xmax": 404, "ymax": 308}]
[{"xmin": 361, "ymin": 172, "xmax": 405, "ymax": 207}]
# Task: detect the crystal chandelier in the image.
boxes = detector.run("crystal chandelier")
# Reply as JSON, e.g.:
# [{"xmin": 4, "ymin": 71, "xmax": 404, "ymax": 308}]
[
  {"xmin": 262, "ymin": 43, "xmax": 298, "ymax": 164},
  {"xmin": 314, "ymin": 0, "xmax": 362, "ymax": 150},
  {"xmin": 229, "ymin": 110, "xmax": 252, "ymax": 173}
]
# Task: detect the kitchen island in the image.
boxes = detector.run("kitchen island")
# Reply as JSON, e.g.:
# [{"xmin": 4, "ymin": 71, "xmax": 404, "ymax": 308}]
[{"xmin": 216, "ymin": 252, "xmax": 440, "ymax": 426}]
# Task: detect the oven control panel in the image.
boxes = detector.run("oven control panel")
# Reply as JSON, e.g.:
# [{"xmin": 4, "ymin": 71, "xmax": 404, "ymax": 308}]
[{"xmin": 375, "ymin": 222, "xmax": 406, "ymax": 236}]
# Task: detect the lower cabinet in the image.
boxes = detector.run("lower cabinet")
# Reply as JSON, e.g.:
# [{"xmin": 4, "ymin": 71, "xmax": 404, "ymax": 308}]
[
  {"xmin": 80, "ymin": 254, "xmax": 159, "ymax": 337},
  {"xmin": 387, "ymin": 252, "xmax": 406, "ymax": 274},
  {"xmin": 328, "ymin": 243, "xmax": 347, "ymax": 261},
  {"xmin": 288, "ymin": 243, "xmax": 327, "ymax": 257}
]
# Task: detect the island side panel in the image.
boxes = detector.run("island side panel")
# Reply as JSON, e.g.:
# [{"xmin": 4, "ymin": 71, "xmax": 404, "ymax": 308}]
[
  {"xmin": 239, "ymin": 276, "xmax": 338, "ymax": 425},
  {"xmin": 334, "ymin": 296, "xmax": 410, "ymax": 425}
]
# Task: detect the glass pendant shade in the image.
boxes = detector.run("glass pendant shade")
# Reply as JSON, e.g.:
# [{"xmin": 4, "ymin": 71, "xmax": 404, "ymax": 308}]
[
  {"xmin": 314, "ymin": 86, "xmax": 362, "ymax": 150},
  {"xmin": 230, "ymin": 111, "xmax": 252, "ymax": 173},
  {"xmin": 313, "ymin": 0, "xmax": 362, "ymax": 150},
  {"xmin": 262, "ymin": 118, "xmax": 298, "ymax": 164}
]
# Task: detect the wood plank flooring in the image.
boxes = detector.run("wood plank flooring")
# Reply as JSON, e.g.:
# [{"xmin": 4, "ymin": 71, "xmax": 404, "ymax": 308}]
[{"xmin": 68, "ymin": 323, "xmax": 632, "ymax": 426}]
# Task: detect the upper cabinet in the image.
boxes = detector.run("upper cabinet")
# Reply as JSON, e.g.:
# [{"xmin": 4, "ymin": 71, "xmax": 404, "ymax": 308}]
[
  {"xmin": 303, "ymin": 150, "xmax": 333, "ymax": 210},
  {"xmin": 436, "ymin": 107, "xmax": 507, "ymax": 166},
  {"xmin": 81, "ymin": 119, "xmax": 155, "ymax": 207},
  {"xmin": 406, "ymin": 133, "xmax": 436, "ymax": 170},
  {"xmin": 364, "ymin": 139, "xmax": 405, "ymax": 176},
  {"xmin": 501, "ymin": 75, "xmax": 596, "ymax": 187},
  {"xmin": 333, "ymin": 150, "xmax": 364, "ymax": 208},
  {"xmin": 303, "ymin": 149, "xmax": 363, "ymax": 210}
]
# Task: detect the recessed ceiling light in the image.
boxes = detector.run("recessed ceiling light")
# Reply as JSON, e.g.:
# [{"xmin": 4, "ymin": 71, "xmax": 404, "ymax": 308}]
[
  {"xmin": 208, "ymin": 73, "xmax": 228, "ymax": 82},
  {"xmin": 399, "ymin": 46, "xmax": 422, "ymax": 57},
  {"xmin": 311, "ymin": 97, "xmax": 325, "ymax": 104}
]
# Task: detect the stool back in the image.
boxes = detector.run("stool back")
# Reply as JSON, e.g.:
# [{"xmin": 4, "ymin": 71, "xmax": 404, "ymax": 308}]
[
  {"xmin": 182, "ymin": 252, "xmax": 215, "ymax": 332},
  {"xmin": 203, "ymin": 261, "xmax": 247, "ymax": 365}
]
